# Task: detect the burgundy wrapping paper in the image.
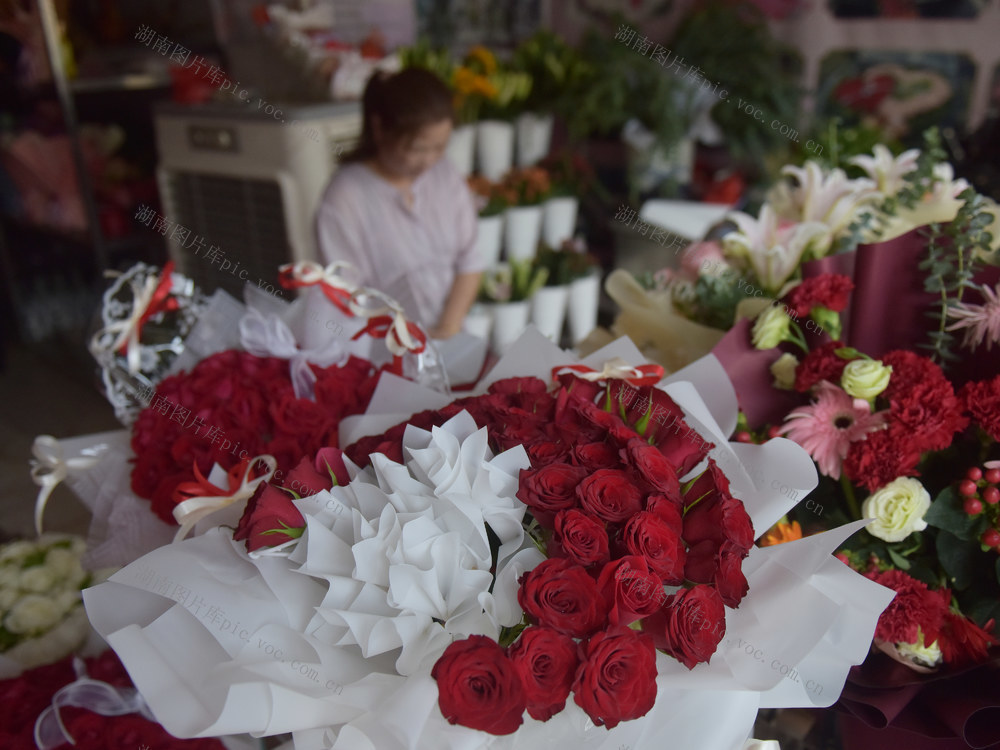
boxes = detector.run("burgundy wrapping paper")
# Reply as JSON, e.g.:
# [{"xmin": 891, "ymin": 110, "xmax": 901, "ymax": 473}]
[{"xmin": 836, "ymin": 649, "xmax": 1000, "ymax": 750}]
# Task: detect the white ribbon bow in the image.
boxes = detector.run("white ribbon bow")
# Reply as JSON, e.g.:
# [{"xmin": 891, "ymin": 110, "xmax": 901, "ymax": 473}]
[
  {"xmin": 172, "ymin": 455, "xmax": 277, "ymax": 543},
  {"xmin": 30, "ymin": 436, "xmax": 108, "ymax": 535},
  {"xmin": 554, "ymin": 357, "xmax": 655, "ymax": 382},
  {"xmin": 88, "ymin": 268, "xmax": 168, "ymax": 374},
  {"xmin": 238, "ymin": 307, "xmax": 347, "ymax": 399},
  {"xmin": 34, "ymin": 657, "xmax": 156, "ymax": 750},
  {"xmin": 279, "ymin": 260, "xmax": 359, "ymax": 296},
  {"xmin": 348, "ymin": 287, "xmax": 423, "ymax": 356}
]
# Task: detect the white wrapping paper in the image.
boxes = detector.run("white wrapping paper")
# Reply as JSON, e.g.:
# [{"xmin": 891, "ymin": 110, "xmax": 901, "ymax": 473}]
[{"xmin": 84, "ymin": 330, "xmax": 894, "ymax": 750}]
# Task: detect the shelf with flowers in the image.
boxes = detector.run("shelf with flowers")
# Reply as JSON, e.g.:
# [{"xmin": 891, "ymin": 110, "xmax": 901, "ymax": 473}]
[
  {"xmin": 537, "ymin": 149, "xmax": 599, "ymax": 249},
  {"xmin": 531, "ymin": 238, "xmax": 602, "ymax": 345},
  {"xmin": 467, "ymin": 174, "xmax": 509, "ymax": 268},
  {"xmin": 474, "ymin": 260, "xmax": 548, "ymax": 355},
  {"xmin": 498, "ymin": 165, "xmax": 553, "ymax": 262}
]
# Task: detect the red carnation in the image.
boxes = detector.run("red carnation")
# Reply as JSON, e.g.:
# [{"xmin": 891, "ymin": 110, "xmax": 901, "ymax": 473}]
[
  {"xmin": 938, "ymin": 611, "xmax": 997, "ymax": 666},
  {"xmin": 783, "ymin": 274, "xmax": 854, "ymax": 317},
  {"xmin": 866, "ymin": 569, "xmax": 950, "ymax": 646},
  {"xmin": 890, "ymin": 380, "xmax": 968, "ymax": 453},
  {"xmin": 961, "ymin": 375, "xmax": 1000, "ymax": 441},
  {"xmin": 882, "ymin": 350, "xmax": 948, "ymax": 401},
  {"xmin": 843, "ymin": 428, "xmax": 921, "ymax": 492},
  {"xmin": 794, "ymin": 341, "xmax": 850, "ymax": 393}
]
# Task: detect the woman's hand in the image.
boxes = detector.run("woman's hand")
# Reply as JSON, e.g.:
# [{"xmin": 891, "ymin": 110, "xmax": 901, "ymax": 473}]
[
  {"xmin": 430, "ymin": 271, "xmax": 482, "ymax": 341},
  {"xmin": 428, "ymin": 323, "xmax": 462, "ymax": 340}
]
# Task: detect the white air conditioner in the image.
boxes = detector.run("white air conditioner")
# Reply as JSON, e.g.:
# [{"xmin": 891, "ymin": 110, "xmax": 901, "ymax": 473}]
[{"xmin": 154, "ymin": 101, "xmax": 361, "ymax": 298}]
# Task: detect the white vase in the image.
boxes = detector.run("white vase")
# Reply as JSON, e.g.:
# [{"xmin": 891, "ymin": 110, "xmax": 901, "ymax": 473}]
[
  {"xmin": 567, "ymin": 270, "xmax": 601, "ymax": 345},
  {"xmin": 515, "ymin": 111, "xmax": 554, "ymax": 166},
  {"xmin": 503, "ymin": 205, "xmax": 543, "ymax": 262},
  {"xmin": 541, "ymin": 196, "xmax": 578, "ymax": 248},
  {"xmin": 463, "ymin": 303, "xmax": 493, "ymax": 342},
  {"xmin": 476, "ymin": 120, "xmax": 514, "ymax": 181},
  {"xmin": 530, "ymin": 285, "xmax": 569, "ymax": 343},
  {"xmin": 491, "ymin": 299, "xmax": 531, "ymax": 355},
  {"xmin": 445, "ymin": 124, "xmax": 475, "ymax": 177},
  {"xmin": 474, "ymin": 214, "xmax": 503, "ymax": 268}
]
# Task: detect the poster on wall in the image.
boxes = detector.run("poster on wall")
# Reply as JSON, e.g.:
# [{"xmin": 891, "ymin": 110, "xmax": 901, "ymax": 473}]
[
  {"xmin": 827, "ymin": 0, "xmax": 987, "ymax": 18},
  {"xmin": 815, "ymin": 50, "xmax": 975, "ymax": 142}
]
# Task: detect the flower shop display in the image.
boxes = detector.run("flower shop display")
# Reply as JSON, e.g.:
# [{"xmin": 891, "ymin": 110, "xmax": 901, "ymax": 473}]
[
  {"xmin": 0, "ymin": 535, "xmax": 109, "ymax": 679},
  {"xmin": 479, "ymin": 261, "xmax": 549, "ymax": 355},
  {"xmin": 83, "ymin": 328, "xmax": 893, "ymax": 749},
  {"xmin": 500, "ymin": 166, "xmax": 552, "ymax": 262},
  {"xmin": 529, "ymin": 238, "xmax": 595, "ymax": 343},
  {"xmin": 467, "ymin": 175, "xmax": 507, "ymax": 268},
  {"xmin": 538, "ymin": 150, "xmax": 596, "ymax": 248}
]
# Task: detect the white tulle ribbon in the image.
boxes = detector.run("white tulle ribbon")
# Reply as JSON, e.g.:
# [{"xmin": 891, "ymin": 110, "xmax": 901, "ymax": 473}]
[
  {"xmin": 348, "ymin": 287, "xmax": 426, "ymax": 357},
  {"xmin": 30, "ymin": 436, "xmax": 108, "ymax": 535},
  {"xmin": 172, "ymin": 455, "xmax": 277, "ymax": 543},
  {"xmin": 239, "ymin": 307, "xmax": 347, "ymax": 399},
  {"xmin": 34, "ymin": 657, "xmax": 155, "ymax": 750},
  {"xmin": 89, "ymin": 267, "xmax": 170, "ymax": 374}
]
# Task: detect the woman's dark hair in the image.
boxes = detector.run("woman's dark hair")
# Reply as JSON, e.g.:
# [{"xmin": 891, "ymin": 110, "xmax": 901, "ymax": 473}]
[{"xmin": 341, "ymin": 68, "xmax": 454, "ymax": 163}]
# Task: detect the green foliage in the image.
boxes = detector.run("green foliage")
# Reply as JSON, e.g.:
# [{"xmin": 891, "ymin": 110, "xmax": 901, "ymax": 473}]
[
  {"xmin": 534, "ymin": 243, "xmax": 597, "ymax": 287},
  {"xmin": 512, "ymin": 30, "xmax": 589, "ymax": 118}
]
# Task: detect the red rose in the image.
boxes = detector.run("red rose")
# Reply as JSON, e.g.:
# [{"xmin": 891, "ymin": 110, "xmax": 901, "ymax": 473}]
[
  {"xmin": 682, "ymin": 460, "xmax": 754, "ymax": 552},
  {"xmin": 939, "ymin": 611, "xmax": 997, "ymax": 666},
  {"xmin": 506, "ymin": 627, "xmax": 579, "ymax": 721},
  {"xmin": 488, "ymin": 376, "xmax": 549, "ymax": 396},
  {"xmin": 683, "ymin": 540, "xmax": 719, "ymax": 584},
  {"xmin": 283, "ymin": 456, "xmax": 333, "ymax": 497},
  {"xmin": 621, "ymin": 511, "xmax": 686, "ymax": 584},
  {"xmin": 645, "ymin": 493, "xmax": 683, "ymax": 523},
  {"xmin": 644, "ymin": 584, "xmax": 727, "ymax": 669},
  {"xmin": 890, "ymin": 380, "xmax": 968, "ymax": 453},
  {"xmin": 570, "ymin": 441, "xmax": 621, "ymax": 470},
  {"xmin": 867, "ymin": 569, "xmax": 950, "ymax": 645},
  {"xmin": 596, "ymin": 556, "xmax": 665, "ymax": 626},
  {"xmin": 550, "ymin": 509, "xmax": 610, "ymax": 568},
  {"xmin": 314, "ymin": 446, "xmax": 350, "ymax": 486},
  {"xmin": 621, "ymin": 438, "xmax": 681, "ymax": 500},
  {"xmin": 527, "ymin": 440, "xmax": 571, "ymax": 465},
  {"xmin": 783, "ymin": 274, "xmax": 854, "ymax": 317},
  {"xmin": 843, "ymin": 428, "xmax": 921, "ymax": 492},
  {"xmin": 794, "ymin": 341, "xmax": 850, "ymax": 393},
  {"xmin": 518, "ymin": 558, "xmax": 607, "ymax": 638},
  {"xmin": 270, "ymin": 393, "xmax": 337, "ymax": 447},
  {"xmin": 617, "ymin": 389, "xmax": 712, "ymax": 475},
  {"xmin": 233, "ymin": 483, "xmax": 306, "ymax": 552},
  {"xmin": 517, "ymin": 463, "xmax": 589, "ymax": 527},
  {"xmin": 576, "ymin": 469, "xmax": 644, "ymax": 524},
  {"xmin": 431, "ymin": 635, "xmax": 526, "ymax": 735},
  {"xmin": 960, "ymin": 375, "xmax": 1000, "ymax": 442},
  {"xmin": 714, "ymin": 541, "xmax": 750, "ymax": 608},
  {"xmin": 572, "ymin": 627, "xmax": 658, "ymax": 728}
]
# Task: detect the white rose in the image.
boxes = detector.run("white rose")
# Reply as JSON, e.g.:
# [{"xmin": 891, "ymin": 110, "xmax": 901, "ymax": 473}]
[
  {"xmin": 5, "ymin": 594, "xmax": 62, "ymax": 634},
  {"xmin": 0, "ymin": 587, "xmax": 19, "ymax": 611},
  {"xmin": 19, "ymin": 566, "xmax": 58, "ymax": 593},
  {"xmin": 44, "ymin": 548, "xmax": 80, "ymax": 578},
  {"xmin": 862, "ymin": 477, "xmax": 930, "ymax": 542},
  {"xmin": 0, "ymin": 566, "xmax": 21, "ymax": 591},
  {"xmin": 770, "ymin": 353, "xmax": 799, "ymax": 390},
  {"xmin": 841, "ymin": 359, "xmax": 892, "ymax": 400},
  {"xmin": 751, "ymin": 306, "xmax": 792, "ymax": 350},
  {"xmin": 54, "ymin": 589, "xmax": 82, "ymax": 616},
  {"xmin": 0, "ymin": 541, "xmax": 36, "ymax": 564}
]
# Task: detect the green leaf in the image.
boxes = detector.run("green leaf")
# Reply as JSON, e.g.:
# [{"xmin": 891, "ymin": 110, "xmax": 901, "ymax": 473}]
[
  {"xmin": 936, "ymin": 530, "xmax": 977, "ymax": 590},
  {"xmin": 995, "ymin": 555, "xmax": 1000, "ymax": 587},
  {"xmin": 886, "ymin": 546, "xmax": 911, "ymax": 570},
  {"xmin": 924, "ymin": 487, "xmax": 981, "ymax": 541}
]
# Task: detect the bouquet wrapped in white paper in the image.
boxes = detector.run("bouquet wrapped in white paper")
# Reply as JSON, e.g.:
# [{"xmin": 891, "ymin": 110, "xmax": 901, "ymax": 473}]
[{"xmin": 82, "ymin": 329, "xmax": 894, "ymax": 749}]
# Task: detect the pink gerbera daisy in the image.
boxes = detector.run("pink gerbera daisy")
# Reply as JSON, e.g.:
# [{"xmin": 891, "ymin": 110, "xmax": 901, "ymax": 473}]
[
  {"xmin": 778, "ymin": 381, "xmax": 887, "ymax": 479},
  {"xmin": 947, "ymin": 282, "xmax": 1000, "ymax": 351}
]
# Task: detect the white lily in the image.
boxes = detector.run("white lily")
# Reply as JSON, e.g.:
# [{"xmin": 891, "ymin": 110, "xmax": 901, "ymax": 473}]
[
  {"xmin": 771, "ymin": 161, "xmax": 881, "ymax": 253},
  {"xmin": 849, "ymin": 144, "xmax": 920, "ymax": 195},
  {"xmin": 868, "ymin": 161, "xmax": 973, "ymax": 242},
  {"xmin": 723, "ymin": 204, "xmax": 829, "ymax": 293}
]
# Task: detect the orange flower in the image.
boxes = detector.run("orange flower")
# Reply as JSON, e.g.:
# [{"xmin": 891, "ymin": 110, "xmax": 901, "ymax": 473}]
[
  {"xmin": 760, "ymin": 520, "xmax": 803, "ymax": 547},
  {"xmin": 466, "ymin": 45, "xmax": 497, "ymax": 75}
]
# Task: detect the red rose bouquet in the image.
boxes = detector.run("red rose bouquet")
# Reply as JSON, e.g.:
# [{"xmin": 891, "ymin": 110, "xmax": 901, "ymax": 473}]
[{"xmin": 84, "ymin": 331, "xmax": 894, "ymax": 749}]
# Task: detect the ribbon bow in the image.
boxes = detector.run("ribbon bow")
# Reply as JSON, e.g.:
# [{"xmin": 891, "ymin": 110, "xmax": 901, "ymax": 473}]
[
  {"xmin": 172, "ymin": 455, "xmax": 276, "ymax": 543},
  {"xmin": 31, "ymin": 436, "xmax": 108, "ymax": 535},
  {"xmin": 349, "ymin": 288, "xmax": 427, "ymax": 375},
  {"xmin": 552, "ymin": 358, "xmax": 665, "ymax": 386},
  {"xmin": 239, "ymin": 307, "xmax": 347, "ymax": 399},
  {"xmin": 34, "ymin": 657, "xmax": 156, "ymax": 750},
  {"xmin": 89, "ymin": 262, "xmax": 179, "ymax": 374},
  {"xmin": 279, "ymin": 260, "xmax": 358, "ymax": 315}
]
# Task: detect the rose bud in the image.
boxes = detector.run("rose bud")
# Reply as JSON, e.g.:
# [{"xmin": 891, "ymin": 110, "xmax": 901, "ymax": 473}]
[{"xmin": 233, "ymin": 483, "xmax": 306, "ymax": 552}]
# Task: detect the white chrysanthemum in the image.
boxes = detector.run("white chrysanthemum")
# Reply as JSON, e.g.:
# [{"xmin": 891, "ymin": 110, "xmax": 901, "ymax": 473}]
[
  {"xmin": 44, "ymin": 547, "xmax": 81, "ymax": 579},
  {"xmin": 0, "ymin": 541, "xmax": 36, "ymax": 564},
  {"xmin": 18, "ymin": 566, "xmax": 56, "ymax": 594},
  {"xmin": 54, "ymin": 589, "xmax": 82, "ymax": 616},
  {"xmin": 0, "ymin": 566, "xmax": 21, "ymax": 591},
  {"xmin": 5, "ymin": 594, "xmax": 62, "ymax": 634}
]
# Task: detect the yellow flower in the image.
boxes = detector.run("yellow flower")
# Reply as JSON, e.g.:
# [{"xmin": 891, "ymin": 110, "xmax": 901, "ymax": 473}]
[
  {"xmin": 760, "ymin": 520, "xmax": 802, "ymax": 547},
  {"xmin": 466, "ymin": 45, "xmax": 497, "ymax": 75}
]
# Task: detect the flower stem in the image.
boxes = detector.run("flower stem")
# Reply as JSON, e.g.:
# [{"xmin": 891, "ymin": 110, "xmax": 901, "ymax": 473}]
[{"xmin": 840, "ymin": 472, "xmax": 861, "ymax": 521}]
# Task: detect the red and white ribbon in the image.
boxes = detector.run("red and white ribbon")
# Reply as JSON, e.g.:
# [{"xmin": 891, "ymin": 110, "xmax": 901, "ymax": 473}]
[
  {"xmin": 279, "ymin": 260, "xmax": 359, "ymax": 314},
  {"xmin": 172, "ymin": 455, "xmax": 277, "ymax": 543},
  {"xmin": 348, "ymin": 288, "xmax": 427, "ymax": 372},
  {"xmin": 552, "ymin": 358, "xmax": 665, "ymax": 386}
]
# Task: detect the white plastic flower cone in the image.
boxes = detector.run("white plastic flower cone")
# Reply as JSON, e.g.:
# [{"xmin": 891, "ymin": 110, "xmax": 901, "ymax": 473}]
[
  {"xmin": 445, "ymin": 124, "xmax": 475, "ymax": 177},
  {"xmin": 515, "ymin": 112, "xmax": 554, "ymax": 167},
  {"xmin": 463, "ymin": 303, "xmax": 494, "ymax": 342},
  {"xmin": 530, "ymin": 285, "xmax": 569, "ymax": 342},
  {"xmin": 475, "ymin": 215, "xmax": 504, "ymax": 268},
  {"xmin": 503, "ymin": 205, "xmax": 543, "ymax": 262},
  {"xmin": 567, "ymin": 271, "xmax": 601, "ymax": 344},
  {"xmin": 476, "ymin": 120, "xmax": 515, "ymax": 181},
  {"xmin": 491, "ymin": 300, "xmax": 530, "ymax": 355},
  {"xmin": 541, "ymin": 196, "xmax": 579, "ymax": 247}
]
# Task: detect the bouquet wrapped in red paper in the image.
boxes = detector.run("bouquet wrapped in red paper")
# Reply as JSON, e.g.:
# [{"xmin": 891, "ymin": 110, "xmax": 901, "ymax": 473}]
[{"xmin": 82, "ymin": 329, "xmax": 894, "ymax": 750}]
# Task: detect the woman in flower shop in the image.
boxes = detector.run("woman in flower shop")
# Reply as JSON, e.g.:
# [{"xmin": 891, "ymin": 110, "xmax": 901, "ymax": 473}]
[{"xmin": 316, "ymin": 67, "xmax": 483, "ymax": 340}]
